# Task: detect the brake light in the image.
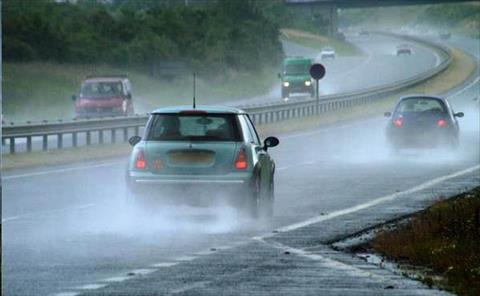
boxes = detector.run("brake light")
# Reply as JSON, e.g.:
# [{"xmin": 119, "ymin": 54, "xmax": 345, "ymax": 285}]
[
  {"xmin": 135, "ymin": 148, "xmax": 146, "ymax": 169},
  {"xmin": 234, "ymin": 149, "xmax": 248, "ymax": 170},
  {"xmin": 393, "ymin": 118, "xmax": 403, "ymax": 127},
  {"xmin": 437, "ymin": 119, "xmax": 447, "ymax": 127}
]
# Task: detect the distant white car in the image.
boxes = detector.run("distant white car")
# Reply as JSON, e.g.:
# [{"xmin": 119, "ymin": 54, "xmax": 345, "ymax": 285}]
[
  {"xmin": 320, "ymin": 47, "xmax": 336, "ymax": 59},
  {"xmin": 396, "ymin": 44, "xmax": 413, "ymax": 56}
]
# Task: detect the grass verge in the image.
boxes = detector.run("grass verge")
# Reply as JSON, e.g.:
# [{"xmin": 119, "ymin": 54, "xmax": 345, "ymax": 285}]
[
  {"xmin": 2, "ymin": 143, "xmax": 131, "ymax": 171},
  {"xmin": 2, "ymin": 62, "xmax": 278, "ymax": 123},
  {"xmin": 370, "ymin": 187, "xmax": 480, "ymax": 296},
  {"xmin": 2, "ymin": 45, "xmax": 475, "ymax": 170},
  {"xmin": 280, "ymin": 28, "xmax": 362, "ymax": 56}
]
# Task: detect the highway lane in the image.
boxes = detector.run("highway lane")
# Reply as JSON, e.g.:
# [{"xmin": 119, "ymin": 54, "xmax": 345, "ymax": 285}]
[
  {"xmin": 230, "ymin": 33, "xmax": 442, "ymax": 106},
  {"xmin": 1, "ymin": 33, "xmax": 442, "ymax": 155},
  {"xmin": 2, "ymin": 65, "xmax": 479, "ymax": 295},
  {"xmin": 3, "ymin": 45, "xmax": 479, "ymax": 295}
]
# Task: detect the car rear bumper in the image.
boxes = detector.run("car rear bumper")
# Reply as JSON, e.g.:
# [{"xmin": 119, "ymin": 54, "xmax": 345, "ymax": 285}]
[
  {"xmin": 387, "ymin": 130, "xmax": 456, "ymax": 148},
  {"xmin": 127, "ymin": 171, "xmax": 253, "ymax": 205}
]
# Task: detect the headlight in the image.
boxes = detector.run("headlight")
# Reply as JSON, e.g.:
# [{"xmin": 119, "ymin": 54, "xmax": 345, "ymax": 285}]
[
  {"xmin": 283, "ymin": 82, "xmax": 290, "ymax": 87},
  {"xmin": 305, "ymin": 80, "xmax": 311, "ymax": 86}
]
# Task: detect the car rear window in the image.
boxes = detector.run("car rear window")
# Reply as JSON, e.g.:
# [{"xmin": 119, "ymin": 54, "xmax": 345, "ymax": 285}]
[
  {"xmin": 146, "ymin": 114, "xmax": 242, "ymax": 142},
  {"xmin": 80, "ymin": 81, "xmax": 123, "ymax": 98},
  {"xmin": 396, "ymin": 98, "xmax": 446, "ymax": 113}
]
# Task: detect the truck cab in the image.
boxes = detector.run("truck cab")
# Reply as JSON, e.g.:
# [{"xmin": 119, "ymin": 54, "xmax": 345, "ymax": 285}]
[
  {"xmin": 73, "ymin": 75, "xmax": 134, "ymax": 118},
  {"xmin": 279, "ymin": 57, "xmax": 314, "ymax": 100}
]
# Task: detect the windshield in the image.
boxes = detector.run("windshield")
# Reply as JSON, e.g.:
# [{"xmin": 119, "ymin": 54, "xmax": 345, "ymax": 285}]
[
  {"xmin": 146, "ymin": 114, "xmax": 241, "ymax": 142},
  {"xmin": 396, "ymin": 98, "xmax": 447, "ymax": 113},
  {"xmin": 284, "ymin": 63, "xmax": 310, "ymax": 75},
  {"xmin": 80, "ymin": 81, "xmax": 123, "ymax": 98}
]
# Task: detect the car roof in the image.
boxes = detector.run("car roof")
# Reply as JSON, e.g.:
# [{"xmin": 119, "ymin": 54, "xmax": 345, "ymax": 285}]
[
  {"xmin": 151, "ymin": 105, "xmax": 247, "ymax": 114},
  {"xmin": 396, "ymin": 95, "xmax": 448, "ymax": 106},
  {"xmin": 284, "ymin": 57, "xmax": 312, "ymax": 64},
  {"xmin": 399, "ymin": 95, "xmax": 445, "ymax": 101},
  {"xmin": 84, "ymin": 77, "xmax": 127, "ymax": 83}
]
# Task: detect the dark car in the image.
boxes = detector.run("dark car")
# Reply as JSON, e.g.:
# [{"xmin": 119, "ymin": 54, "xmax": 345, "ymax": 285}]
[
  {"xmin": 126, "ymin": 105, "xmax": 279, "ymax": 218},
  {"xmin": 396, "ymin": 44, "xmax": 413, "ymax": 56},
  {"xmin": 385, "ymin": 95, "xmax": 464, "ymax": 151}
]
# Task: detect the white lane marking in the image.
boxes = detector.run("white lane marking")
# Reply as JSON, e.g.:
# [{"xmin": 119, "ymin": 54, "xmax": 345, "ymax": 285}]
[
  {"xmin": 1, "ymin": 216, "xmax": 20, "ymax": 223},
  {"xmin": 194, "ymin": 250, "xmax": 215, "ymax": 256},
  {"xmin": 2, "ymin": 203, "xmax": 95, "ymax": 224},
  {"xmin": 151, "ymin": 262, "xmax": 178, "ymax": 268},
  {"xmin": 263, "ymin": 164, "xmax": 480, "ymax": 236},
  {"xmin": 129, "ymin": 268, "xmax": 157, "ymax": 276},
  {"xmin": 3, "ymin": 161, "xmax": 124, "ymax": 180},
  {"xmin": 103, "ymin": 276, "xmax": 131, "ymax": 283},
  {"xmin": 54, "ymin": 292, "xmax": 80, "ymax": 296},
  {"xmin": 175, "ymin": 256, "xmax": 197, "ymax": 261},
  {"xmin": 256, "ymin": 238, "xmax": 387, "ymax": 281},
  {"xmin": 76, "ymin": 284, "xmax": 107, "ymax": 290}
]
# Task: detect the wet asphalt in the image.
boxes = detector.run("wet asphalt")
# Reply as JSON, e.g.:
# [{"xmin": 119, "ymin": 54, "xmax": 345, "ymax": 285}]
[{"xmin": 1, "ymin": 35, "xmax": 479, "ymax": 296}]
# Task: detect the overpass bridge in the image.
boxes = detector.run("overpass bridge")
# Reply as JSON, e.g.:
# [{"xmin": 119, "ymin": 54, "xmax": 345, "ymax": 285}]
[{"xmin": 286, "ymin": 0, "xmax": 476, "ymax": 36}]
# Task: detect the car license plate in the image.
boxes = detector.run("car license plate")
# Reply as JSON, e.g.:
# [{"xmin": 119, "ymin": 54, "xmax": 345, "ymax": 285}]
[{"xmin": 169, "ymin": 151, "xmax": 213, "ymax": 165}]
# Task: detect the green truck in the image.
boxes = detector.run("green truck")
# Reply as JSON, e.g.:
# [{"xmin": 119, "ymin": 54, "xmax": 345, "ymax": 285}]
[{"xmin": 279, "ymin": 57, "xmax": 314, "ymax": 99}]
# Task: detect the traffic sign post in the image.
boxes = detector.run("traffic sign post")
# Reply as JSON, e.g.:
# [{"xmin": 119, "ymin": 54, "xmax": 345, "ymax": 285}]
[{"xmin": 309, "ymin": 63, "xmax": 326, "ymax": 114}]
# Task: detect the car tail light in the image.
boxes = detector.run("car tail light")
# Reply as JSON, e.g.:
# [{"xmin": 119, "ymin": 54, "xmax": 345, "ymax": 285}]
[
  {"xmin": 234, "ymin": 149, "xmax": 248, "ymax": 170},
  {"xmin": 437, "ymin": 119, "xmax": 447, "ymax": 127},
  {"xmin": 135, "ymin": 148, "xmax": 146, "ymax": 169},
  {"xmin": 393, "ymin": 118, "xmax": 403, "ymax": 127}
]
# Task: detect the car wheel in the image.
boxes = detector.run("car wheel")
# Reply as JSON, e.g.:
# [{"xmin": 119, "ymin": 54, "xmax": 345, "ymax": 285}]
[
  {"xmin": 245, "ymin": 177, "xmax": 260, "ymax": 218},
  {"xmin": 246, "ymin": 176, "xmax": 274, "ymax": 219},
  {"xmin": 259, "ymin": 180, "xmax": 274, "ymax": 218}
]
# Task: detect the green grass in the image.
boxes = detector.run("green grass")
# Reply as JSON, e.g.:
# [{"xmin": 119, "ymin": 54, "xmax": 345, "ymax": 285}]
[
  {"xmin": 371, "ymin": 187, "xmax": 480, "ymax": 296},
  {"xmin": 2, "ymin": 62, "xmax": 278, "ymax": 123},
  {"xmin": 280, "ymin": 28, "xmax": 362, "ymax": 56}
]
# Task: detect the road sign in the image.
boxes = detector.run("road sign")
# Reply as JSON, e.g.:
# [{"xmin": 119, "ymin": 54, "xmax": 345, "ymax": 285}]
[
  {"xmin": 309, "ymin": 63, "xmax": 326, "ymax": 106},
  {"xmin": 309, "ymin": 63, "xmax": 326, "ymax": 80}
]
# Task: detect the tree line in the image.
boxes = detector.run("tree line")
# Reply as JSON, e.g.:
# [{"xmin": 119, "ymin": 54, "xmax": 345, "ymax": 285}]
[{"xmin": 2, "ymin": 0, "xmax": 285, "ymax": 77}]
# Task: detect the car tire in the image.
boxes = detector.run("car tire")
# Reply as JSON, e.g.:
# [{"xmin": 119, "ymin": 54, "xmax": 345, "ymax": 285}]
[
  {"xmin": 246, "ymin": 176, "xmax": 274, "ymax": 219},
  {"xmin": 259, "ymin": 180, "xmax": 274, "ymax": 218}
]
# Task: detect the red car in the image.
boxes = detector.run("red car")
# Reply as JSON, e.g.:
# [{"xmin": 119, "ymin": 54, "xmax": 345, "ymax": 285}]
[{"xmin": 73, "ymin": 75, "xmax": 134, "ymax": 118}]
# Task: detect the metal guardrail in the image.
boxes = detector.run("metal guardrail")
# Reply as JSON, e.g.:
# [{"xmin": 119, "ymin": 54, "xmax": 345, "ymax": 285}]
[{"xmin": 1, "ymin": 33, "xmax": 452, "ymax": 154}]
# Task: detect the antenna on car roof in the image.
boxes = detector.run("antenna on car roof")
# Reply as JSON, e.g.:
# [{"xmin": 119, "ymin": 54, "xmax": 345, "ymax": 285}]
[{"xmin": 193, "ymin": 72, "xmax": 196, "ymax": 109}]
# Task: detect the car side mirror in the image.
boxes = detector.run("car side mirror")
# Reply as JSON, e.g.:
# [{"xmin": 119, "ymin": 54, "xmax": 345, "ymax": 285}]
[
  {"xmin": 128, "ymin": 136, "xmax": 141, "ymax": 146},
  {"xmin": 72, "ymin": 94, "xmax": 77, "ymax": 101},
  {"xmin": 126, "ymin": 93, "xmax": 132, "ymax": 99},
  {"xmin": 454, "ymin": 112, "xmax": 464, "ymax": 118},
  {"xmin": 384, "ymin": 111, "xmax": 392, "ymax": 117},
  {"xmin": 263, "ymin": 136, "xmax": 279, "ymax": 151}
]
